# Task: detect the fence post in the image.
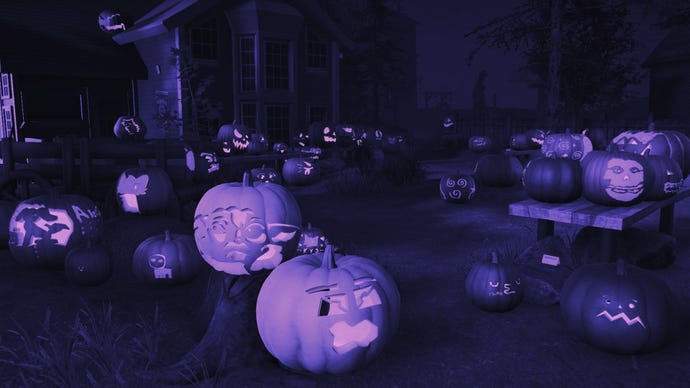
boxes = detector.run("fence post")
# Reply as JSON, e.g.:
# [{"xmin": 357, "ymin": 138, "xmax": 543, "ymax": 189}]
[
  {"xmin": 61, "ymin": 137, "xmax": 74, "ymax": 193},
  {"xmin": 79, "ymin": 137, "xmax": 92, "ymax": 195},
  {"xmin": 1, "ymin": 138, "xmax": 14, "ymax": 176}
]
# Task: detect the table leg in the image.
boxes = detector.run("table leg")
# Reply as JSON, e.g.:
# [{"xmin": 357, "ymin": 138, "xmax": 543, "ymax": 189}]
[
  {"xmin": 537, "ymin": 220, "xmax": 554, "ymax": 240},
  {"xmin": 659, "ymin": 204, "xmax": 675, "ymax": 235}
]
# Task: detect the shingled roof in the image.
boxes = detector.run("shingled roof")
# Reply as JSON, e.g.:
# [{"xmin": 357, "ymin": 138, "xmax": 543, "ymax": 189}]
[
  {"xmin": 0, "ymin": 0, "xmax": 156, "ymax": 78},
  {"xmin": 641, "ymin": 25, "xmax": 690, "ymax": 68}
]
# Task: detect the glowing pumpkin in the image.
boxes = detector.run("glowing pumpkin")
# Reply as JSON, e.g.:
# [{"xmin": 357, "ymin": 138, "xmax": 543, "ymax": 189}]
[
  {"xmin": 465, "ymin": 251, "xmax": 523, "ymax": 312},
  {"xmin": 256, "ymin": 245, "xmax": 401, "ymax": 374},
  {"xmin": 9, "ymin": 192, "xmax": 103, "ymax": 268},
  {"xmin": 468, "ymin": 136, "xmax": 493, "ymax": 153},
  {"xmin": 216, "ymin": 121, "xmax": 250, "ymax": 154},
  {"xmin": 113, "ymin": 115, "xmax": 147, "ymax": 141},
  {"xmin": 116, "ymin": 167, "xmax": 175, "ymax": 215},
  {"xmin": 193, "ymin": 172, "xmax": 302, "ymax": 275},
  {"xmin": 609, "ymin": 129, "xmax": 690, "ymax": 178},
  {"xmin": 560, "ymin": 259, "xmax": 673, "ymax": 354},
  {"xmin": 581, "ymin": 151, "xmax": 650, "ymax": 206},
  {"xmin": 282, "ymin": 158, "xmax": 321, "ymax": 186},
  {"xmin": 132, "ymin": 230, "xmax": 205, "ymax": 285},
  {"xmin": 64, "ymin": 240, "xmax": 113, "ymax": 286},
  {"xmin": 184, "ymin": 144, "xmax": 220, "ymax": 182},
  {"xmin": 522, "ymin": 157, "xmax": 582, "ymax": 203},
  {"xmin": 251, "ymin": 164, "xmax": 282, "ymax": 184},
  {"xmin": 439, "ymin": 173, "xmax": 476, "ymax": 203}
]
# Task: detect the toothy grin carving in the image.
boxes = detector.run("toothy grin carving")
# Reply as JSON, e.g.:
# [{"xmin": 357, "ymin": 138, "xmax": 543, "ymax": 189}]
[
  {"xmin": 233, "ymin": 139, "xmax": 248, "ymax": 149},
  {"xmin": 606, "ymin": 183, "xmax": 644, "ymax": 194},
  {"xmin": 596, "ymin": 311, "xmax": 645, "ymax": 328},
  {"xmin": 664, "ymin": 181, "xmax": 681, "ymax": 193}
]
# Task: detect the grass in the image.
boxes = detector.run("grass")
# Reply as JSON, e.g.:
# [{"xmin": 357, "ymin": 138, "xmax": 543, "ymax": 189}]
[{"xmin": 324, "ymin": 152, "xmax": 424, "ymax": 195}]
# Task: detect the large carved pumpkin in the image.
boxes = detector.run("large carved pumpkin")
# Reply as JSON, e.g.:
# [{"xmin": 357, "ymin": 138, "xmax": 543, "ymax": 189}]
[
  {"xmin": 609, "ymin": 129, "xmax": 690, "ymax": 178},
  {"xmin": 193, "ymin": 172, "xmax": 302, "ymax": 275},
  {"xmin": 560, "ymin": 259, "xmax": 674, "ymax": 354},
  {"xmin": 465, "ymin": 251, "xmax": 523, "ymax": 312},
  {"xmin": 132, "ymin": 230, "xmax": 205, "ymax": 285},
  {"xmin": 113, "ymin": 115, "xmax": 147, "ymax": 141},
  {"xmin": 522, "ymin": 157, "xmax": 582, "ymax": 203},
  {"xmin": 216, "ymin": 121, "xmax": 250, "ymax": 154},
  {"xmin": 581, "ymin": 151, "xmax": 650, "ymax": 206},
  {"xmin": 9, "ymin": 193, "xmax": 102, "ymax": 268},
  {"xmin": 256, "ymin": 245, "xmax": 401, "ymax": 374},
  {"xmin": 116, "ymin": 167, "xmax": 175, "ymax": 215}
]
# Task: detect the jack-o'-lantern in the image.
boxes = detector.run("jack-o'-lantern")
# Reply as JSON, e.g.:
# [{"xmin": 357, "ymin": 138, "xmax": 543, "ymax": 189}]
[
  {"xmin": 540, "ymin": 131, "xmax": 593, "ymax": 161},
  {"xmin": 98, "ymin": 9, "xmax": 128, "ymax": 33},
  {"xmin": 465, "ymin": 251, "xmax": 523, "ymax": 312},
  {"xmin": 581, "ymin": 151, "xmax": 650, "ymax": 206},
  {"xmin": 116, "ymin": 167, "xmax": 175, "ymax": 215},
  {"xmin": 510, "ymin": 129, "xmax": 547, "ymax": 150},
  {"xmin": 9, "ymin": 192, "xmax": 102, "ymax": 268},
  {"xmin": 642, "ymin": 153, "xmax": 683, "ymax": 200},
  {"xmin": 439, "ymin": 173, "xmax": 476, "ymax": 203},
  {"xmin": 321, "ymin": 125, "xmax": 338, "ymax": 146},
  {"xmin": 184, "ymin": 144, "xmax": 220, "ymax": 182},
  {"xmin": 296, "ymin": 222, "xmax": 328, "ymax": 254},
  {"xmin": 113, "ymin": 115, "xmax": 147, "ymax": 141},
  {"xmin": 64, "ymin": 239, "xmax": 112, "ymax": 286},
  {"xmin": 248, "ymin": 132, "xmax": 269, "ymax": 155},
  {"xmin": 473, "ymin": 153, "xmax": 523, "ymax": 187},
  {"xmin": 334, "ymin": 124, "xmax": 357, "ymax": 146},
  {"xmin": 609, "ymin": 129, "xmax": 690, "ymax": 178},
  {"xmin": 468, "ymin": 136, "xmax": 493, "ymax": 153},
  {"xmin": 256, "ymin": 245, "xmax": 401, "ymax": 374},
  {"xmin": 522, "ymin": 157, "xmax": 582, "ymax": 203},
  {"xmin": 273, "ymin": 142, "xmax": 288, "ymax": 154},
  {"xmin": 560, "ymin": 259, "xmax": 673, "ymax": 354},
  {"xmin": 193, "ymin": 172, "xmax": 302, "ymax": 275},
  {"xmin": 216, "ymin": 121, "xmax": 250, "ymax": 154},
  {"xmin": 282, "ymin": 158, "xmax": 321, "ymax": 186},
  {"xmin": 132, "ymin": 230, "xmax": 204, "ymax": 285},
  {"xmin": 583, "ymin": 128, "xmax": 609, "ymax": 150},
  {"xmin": 251, "ymin": 164, "xmax": 282, "ymax": 184}
]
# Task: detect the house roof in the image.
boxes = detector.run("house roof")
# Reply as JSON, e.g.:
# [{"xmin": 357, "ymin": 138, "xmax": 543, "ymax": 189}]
[
  {"xmin": 641, "ymin": 25, "xmax": 690, "ymax": 67},
  {"xmin": 112, "ymin": 0, "xmax": 358, "ymax": 51},
  {"xmin": 0, "ymin": 0, "xmax": 153, "ymax": 79}
]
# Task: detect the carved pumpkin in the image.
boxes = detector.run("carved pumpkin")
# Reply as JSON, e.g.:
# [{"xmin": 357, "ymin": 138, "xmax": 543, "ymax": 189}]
[
  {"xmin": 439, "ymin": 173, "xmax": 476, "ymax": 203},
  {"xmin": 64, "ymin": 240, "xmax": 113, "ymax": 286},
  {"xmin": 465, "ymin": 251, "xmax": 523, "ymax": 312},
  {"xmin": 216, "ymin": 121, "xmax": 250, "ymax": 154},
  {"xmin": 113, "ymin": 115, "xmax": 147, "ymax": 141},
  {"xmin": 540, "ymin": 132, "xmax": 593, "ymax": 161},
  {"xmin": 273, "ymin": 142, "xmax": 289, "ymax": 154},
  {"xmin": 319, "ymin": 125, "xmax": 338, "ymax": 146},
  {"xmin": 581, "ymin": 151, "xmax": 650, "ymax": 206},
  {"xmin": 522, "ymin": 157, "xmax": 582, "ymax": 203},
  {"xmin": 98, "ymin": 9, "xmax": 128, "ymax": 33},
  {"xmin": 473, "ymin": 153, "xmax": 523, "ymax": 187},
  {"xmin": 510, "ymin": 129, "xmax": 547, "ymax": 150},
  {"xmin": 468, "ymin": 136, "xmax": 493, "ymax": 153},
  {"xmin": 295, "ymin": 128, "xmax": 313, "ymax": 148},
  {"xmin": 560, "ymin": 259, "xmax": 673, "ymax": 354},
  {"xmin": 609, "ymin": 129, "xmax": 690, "ymax": 178},
  {"xmin": 334, "ymin": 124, "xmax": 357, "ymax": 146},
  {"xmin": 256, "ymin": 245, "xmax": 401, "ymax": 374},
  {"xmin": 248, "ymin": 132, "xmax": 269, "ymax": 155},
  {"xmin": 583, "ymin": 128, "xmax": 609, "ymax": 150},
  {"xmin": 184, "ymin": 143, "xmax": 220, "ymax": 182},
  {"xmin": 642, "ymin": 154, "xmax": 683, "ymax": 200},
  {"xmin": 193, "ymin": 172, "xmax": 302, "ymax": 275},
  {"xmin": 296, "ymin": 222, "xmax": 328, "ymax": 254},
  {"xmin": 132, "ymin": 230, "xmax": 204, "ymax": 285},
  {"xmin": 116, "ymin": 167, "xmax": 175, "ymax": 215},
  {"xmin": 282, "ymin": 158, "xmax": 321, "ymax": 186},
  {"xmin": 251, "ymin": 164, "xmax": 282, "ymax": 184},
  {"xmin": 9, "ymin": 193, "xmax": 103, "ymax": 268}
]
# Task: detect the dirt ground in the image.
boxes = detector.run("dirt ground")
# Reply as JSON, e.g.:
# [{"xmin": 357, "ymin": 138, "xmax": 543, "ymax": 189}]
[{"xmin": 1, "ymin": 150, "xmax": 689, "ymax": 387}]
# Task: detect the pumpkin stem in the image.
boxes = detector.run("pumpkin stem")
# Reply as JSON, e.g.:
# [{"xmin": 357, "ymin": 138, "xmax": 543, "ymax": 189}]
[
  {"xmin": 242, "ymin": 171, "xmax": 252, "ymax": 187},
  {"xmin": 490, "ymin": 251, "xmax": 499, "ymax": 264},
  {"xmin": 322, "ymin": 244, "xmax": 337, "ymax": 269},
  {"xmin": 164, "ymin": 230, "xmax": 171, "ymax": 241},
  {"xmin": 616, "ymin": 258, "xmax": 626, "ymax": 276}
]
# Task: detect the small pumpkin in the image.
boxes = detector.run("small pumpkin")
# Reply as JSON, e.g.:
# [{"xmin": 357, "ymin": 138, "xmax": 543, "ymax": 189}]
[
  {"xmin": 468, "ymin": 136, "xmax": 493, "ymax": 153},
  {"xmin": 256, "ymin": 245, "xmax": 401, "ymax": 374},
  {"xmin": 273, "ymin": 142, "xmax": 289, "ymax": 154},
  {"xmin": 64, "ymin": 239, "xmax": 113, "ymax": 286},
  {"xmin": 184, "ymin": 143, "xmax": 220, "ymax": 182},
  {"xmin": 251, "ymin": 164, "xmax": 282, "ymax": 184},
  {"xmin": 248, "ymin": 132, "xmax": 269, "ymax": 155},
  {"xmin": 296, "ymin": 222, "xmax": 328, "ymax": 254},
  {"xmin": 510, "ymin": 129, "xmax": 546, "ymax": 150},
  {"xmin": 9, "ymin": 192, "xmax": 103, "ymax": 268},
  {"xmin": 116, "ymin": 167, "xmax": 176, "ymax": 215},
  {"xmin": 560, "ymin": 259, "xmax": 674, "ymax": 354},
  {"xmin": 439, "ymin": 173, "xmax": 476, "ymax": 203},
  {"xmin": 540, "ymin": 131, "xmax": 593, "ymax": 161},
  {"xmin": 132, "ymin": 230, "xmax": 204, "ymax": 285},
  {"xmin": 473, "ymin": 153, "xmax": 523, "ymax": 187},
  {"xmin": 581, "ymin": 151, "xmax": 650, "ymax": 206},
  {"xmin": 522, "ymin": 157, "xmax": 582, "ymax": 203},
  {"xmin": 282, "ymin": 158, "xmax": 321, "ymax": 186},
  {"xmin": 113, "ymin": 115, "xmax": 147, "ymax": 141},
  {"xmin": 216, "ymin": 121, "xmax": 250, "ymax": 154},
  {"xmin": 465, "ymin": 251, "xmax": 524, "ymax": 312},
  {"xmin": 193, "ymin": 172, "xmax": 302, "ymax": 275}
]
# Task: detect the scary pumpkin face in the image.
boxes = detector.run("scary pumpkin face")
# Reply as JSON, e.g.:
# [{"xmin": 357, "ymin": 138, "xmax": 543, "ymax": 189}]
[
  {"xmin": 113, "ymin": 116, "xmax": 147, "ymax": 141},
  {"xmin": 581, "ymin": 151, "xmax": 650, "ymax": 206},
  {"xmin": 322, "ymin": 126, "xmax": 337, "ymax": 145},
  {"xmin": 256, "ymin": 245, "xmax": 400, "ymax": 374},
  {"xmin": 273, "ymin": 142, "xmax": 288, "ymax": 154},
  {"xmin": 602, "ymin": 158, "xmax": 645, "ymax": 202},
  {"xmin": 251, "ymin": 164, "xmax": 282, "ymax": 184},
  {"xmin": 216, "ymin": 122, "xmax": 250, "ymax": 154}
]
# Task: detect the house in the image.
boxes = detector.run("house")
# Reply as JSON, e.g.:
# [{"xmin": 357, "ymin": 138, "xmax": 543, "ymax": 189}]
[
  {"xmin": 641, "ymin": 25, "xmax": 690, "ymax": 123},
  {"xmin": 112, "ymin": 0, "xmax": 359, "ymax": 144},
  {"xmin": 0, "ymin": 1, "xmax": 149, "ymax": 140}
]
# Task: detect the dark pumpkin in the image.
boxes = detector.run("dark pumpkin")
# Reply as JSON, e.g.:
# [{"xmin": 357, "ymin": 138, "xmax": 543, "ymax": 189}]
[
  {"xmin": 184, "ymin": 143, "xmax": 220, "ymax": 182},
  {"xmin": 216, "ymin": 121, "xmax": 250, "ymax": 154},
  {"xmin": 248, "ymin": 132, "xmax": 269, "ymax": 154},
  {"xmin": 116, "ymin": 167, "xmax": 176, "ymax": 215},
  {"xmin": 473, "ymin": 153, "xmax": 523, "ymax": 187},
  {"xmin": 132, "ymin": 230, "xmax": 204, "ymax": 285},
  {"xmin": 583, "ymin": 128, "xmax": 609, "ymax": 150},
  {"xmin": 273, "ymin": 142, "xmax": 289, "ymax": 154},
  {"xmin": 581, "ymin": 151, "xmax": 650, "ymax": 206},
  {"xmin": 465, "ymin": 251, "xmax": 524, "ymax": 312},
  {"xmin": 510, "ymin": 129, "xmax": 546, "ymax": 150},
  {"xmin": 467, "ymin": 136, "xmax": 493, "ymax": 153},
  {"xmin": 560, "ymin": 259, "xmax": 674, "ymax": 354},
  {"xmin": 64, "ymin": 240, "xmax": 113, "ymax": 286},
  {"xmin": 282, "ymin": 158, "xmax": 321, "ymax": 186},
  {"xmin": 0, "ymin": 200, "xmax": 16, "ymax": 248},
  {"xmin": 609, "ymin": 129, "xmax": 690, "ymax": 178},
  {"xmin": 251, "ymin": 164, "xmax": 282, "ymax": 184},
  {"xmin": 642, "ymin": 154, "xmax": 683, "ymax": 200},
  {"xmin": 113, "ymin": 115, "xmax": 147, "ymax": 141},
  {"xmin": 522, "ymin": 157, "xmax": 582, "ymax": 203},
  {"xmin": 439, "ymin": 173, "xmax": 476, "ymax": 203}
]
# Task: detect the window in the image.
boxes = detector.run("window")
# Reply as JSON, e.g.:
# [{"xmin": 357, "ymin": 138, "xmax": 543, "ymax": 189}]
[
  {"xmin": 240, "ymin": 101, "xmax": 256, "ymax": 128},
  {"xmin": 240, "ymin": 35, "xmax": 256, "ymax": 92},
  {"xmin": 264, "ymin": 40, "xmax": 289, "ymax": 89},
  {"xmin": 308, "ymin": 105, "xmax": 326, "ymax": 124},
  {"xmin": 266, "ymin": 104, "xmax": 290, "ymax": 143},
  {"xmin": 1, "ymin": 73, "xmax": 11, "ymax": 99},
  {"xmin": 190, "ymin": 19, "xmax": 218, "ymax": 60},
  {"xmin": 306, "ymin": 30, "xmax": 328, "ymax": 70}
]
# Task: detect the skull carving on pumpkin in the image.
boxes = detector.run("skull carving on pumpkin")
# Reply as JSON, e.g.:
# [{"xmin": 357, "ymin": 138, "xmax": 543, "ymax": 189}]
[{"xmin": 582, "ymin": 151, "xmax": 650, "ymax": 206}]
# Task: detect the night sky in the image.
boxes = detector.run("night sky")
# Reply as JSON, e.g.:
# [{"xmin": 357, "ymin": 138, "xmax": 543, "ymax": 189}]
[{"xmin": 401, "ymin": 0, "xmax": 670, "ymax": 110}]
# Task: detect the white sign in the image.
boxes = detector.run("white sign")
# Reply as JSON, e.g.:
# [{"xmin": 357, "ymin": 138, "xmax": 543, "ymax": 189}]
[{"xmin": 541, "ymin": 254, "xmax": 560, "ymax": 266}]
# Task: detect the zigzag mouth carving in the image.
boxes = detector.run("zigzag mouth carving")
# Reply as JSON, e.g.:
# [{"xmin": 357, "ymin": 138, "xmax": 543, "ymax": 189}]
[{"xmin": 596, "ymin": 310, "xmax": 645, "ymax": 328}]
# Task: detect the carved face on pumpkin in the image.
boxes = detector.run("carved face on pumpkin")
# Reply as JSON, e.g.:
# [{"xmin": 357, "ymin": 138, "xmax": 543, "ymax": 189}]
[
  {"xmin": 298, "ymin": 161, "xmax": 315, "ymax": 176},
  {"xmin": 222, "ymin": 128, "xmax": 250, "ymax": 153},
  {"xmin": 273, "ymin": 142, "xmax": 288, "ymax": 153},
  {"xmin": 98, "ymin": 9, "xmax": 127, "ymax": 33},
  {"xmin": 603, "ymin": 158, "xmax": 645, "ymax": 202},
  {"xmin": 185, "ymin": 148, "xmax": 219, "ymax": 174},
  {"xmin": 323, "ymin": 127, "xmax": 337, "ymax": 143},
  {"xmin": 120, "ymin": 117, "xmax": 141, "ymax": 135}
]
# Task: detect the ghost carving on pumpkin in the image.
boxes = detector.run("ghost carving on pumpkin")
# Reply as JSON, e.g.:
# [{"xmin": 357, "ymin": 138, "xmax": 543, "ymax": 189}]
[{"xmin": 603, "ymin": 158, "xmax": 645, "ymax": 202}]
